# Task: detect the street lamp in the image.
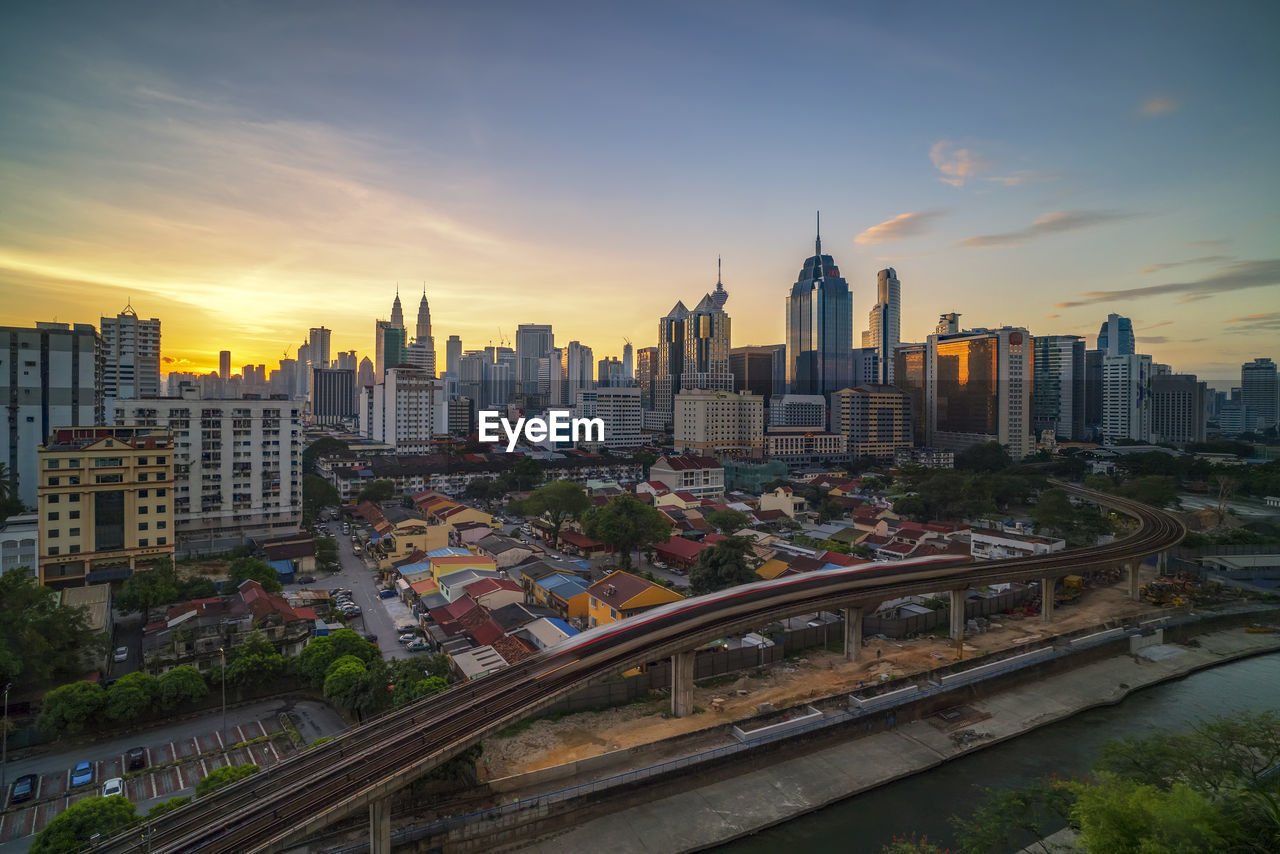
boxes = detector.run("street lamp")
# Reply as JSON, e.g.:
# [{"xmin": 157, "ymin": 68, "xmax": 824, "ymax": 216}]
[
  {"xmin": 218, "ymin": 648, "xmax": 227, "ymax": 750},
  {"xmin": 2, "ymin": 682, "xmax": 11, "ymax": 793}
]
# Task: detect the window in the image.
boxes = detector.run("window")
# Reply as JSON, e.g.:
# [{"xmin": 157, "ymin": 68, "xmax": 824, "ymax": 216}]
[
  {"xmin": 157, "ymin": 456, "xmax": 166, "ymax": 464},
  {"xmin": 138, "ymin": 457, "xmax": 147, "ymax": 465},
  {"xmin": 47, "ymin": 511, "xmax": 58, "ymax": 521},
  {"xmin": 48, "ymin": 477, "xmax": 60, "ymax": 486},
  {"xmin": 67, "ymin": 459, "xmax": 79, "ymax": 467},
  {"xmin": 48, "ymin": 494, "xmax": 60, "ymax": 504},
  {"xmin": 156, "ymin": 505, "xmax": 166, "ymax": 514},
  {"xmin": 69, "ymin": 545, "xmax": 80, "ymax": 554},
  {"xmin": 138, "ymin": 538, "xmax": 148, "ymax": 547},
  {"xmin": 138, "ymin": 522, "xmax": 149, "ymax": 531},
  {"xmin": 69, "ymin": 527, "xmax": 80, "ymax": 537},
  {"xmin": 157, "ymin": 537, "xmax": 167, "ymax": 545},
  {"xmin": 139, "ymin": 489, "xmax": 149, "ymax": 498},
  {"xmin": 48, "ymin": 529, "xmax": 60, "ymax": 539},
  {"xmin": 69, "ymin": 510, "xmax": 80, "ymax": 519},
  {"xmin": 139, "ymin": 473, "xmax": 148, "ymax": 482},
  {"xmin": 138, "ymin": 505, "xmax": 148, "ymax": 515},
  {"xmin": 48, "ymin": 546, "xmax": 59, "ymax": 556},
  {"xmin": 157, "ymin": 488, "xmax": 167, "ymax": 497},
  {"xmin": 157, "ymin": 521, "xmax": 167, "ymax": 529},
  {"xmin": 47, "ymin": 459, "xmax": 59, "ymax": 469},
  {"xmin": 69, "ymin": 494, "xmax": 80, "ymax": 503},
  {"xmin": 69, "ymin": 476, "xmax": 80, "ymax": 485}
]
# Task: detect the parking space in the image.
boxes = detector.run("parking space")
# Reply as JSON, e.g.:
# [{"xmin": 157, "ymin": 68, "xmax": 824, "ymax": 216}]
[{"xmin": 0, "ymin": 714, "xmax": 297, "ymax": 843}]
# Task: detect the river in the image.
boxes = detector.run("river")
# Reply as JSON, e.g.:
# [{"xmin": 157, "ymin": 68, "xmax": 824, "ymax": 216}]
[{"xmin": 716, "ymin": 651, "xmax": 1280, "ymax": 854}]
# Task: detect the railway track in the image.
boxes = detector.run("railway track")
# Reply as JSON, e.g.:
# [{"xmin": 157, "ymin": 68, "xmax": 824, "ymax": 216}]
[{"xmin": 96, "ymin": 482, "xmax": 1183, "ymax": 853}]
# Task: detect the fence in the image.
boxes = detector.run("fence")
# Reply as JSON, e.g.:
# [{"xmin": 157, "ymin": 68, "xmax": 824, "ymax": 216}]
[{"xmin": 862, "ymin": 586, "xmax": 1032, "ymax": 639}]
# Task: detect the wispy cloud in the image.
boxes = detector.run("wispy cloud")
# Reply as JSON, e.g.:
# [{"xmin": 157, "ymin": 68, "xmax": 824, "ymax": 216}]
[
  {"xmin": 1143, "ymin": 335, "xmax": 1205, "ymax": 344},
  {"xmin": 1187, "ymin": 239, "xmax": 1230, "ymax": 249},
  {"xmin": 1226, "ymin": 311, "xmax": 1280, "ymax": 332},
  {"xmin": 1045, "ymin": 313, "xmax": 1060, "ymax": 319},
  {"xmin": 1138, "ymin": 321, "xmax": 1172, "ymax": 331},
  {"xmin": 1054, "ymin": 259, "xmax": 1280, "ymax": 308},
  {"xmin": 961, "ymin": 210, "xmax": 1140, "ymax": 249},
  {"xmin": 1139, "ymin": 255, "xmax": 1231, "ymax": 274},
  {"xmin": 930, "ymin": 141, "xmax": 990, "ymax": 187},
  {"xmin": 1141, "ymin": 96, "xmax": 1180, "ymax": 116},
  {"xmin": 855, "ymin": 210, "xmax": 948, "ymax": 245},
  {"xmin": 987, "ymin": 170, "xmax": 1058, "ymax": 187}
]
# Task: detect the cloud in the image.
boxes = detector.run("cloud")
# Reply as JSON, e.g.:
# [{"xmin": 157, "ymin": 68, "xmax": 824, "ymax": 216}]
[
  {"xmin": 1226, "ymin": 311, "xmax": 1280, "ymax": 332},
  {"xmin": 930, "ymin": 141, "xmax": 990, "ymax": 187},
  {"xmin": 1141, "ymin": 96, "xmax": 1180, "ymax": 116},
  {"xmin": 854, "ymin": 210, "xmax": 948, "ymax": 245},
  {"xmin": 1045, "ymin": 313, "xmax": 1060, "ymax": 319},
  {"xmin": 986, "ymin": 170, "xmax": 1058, "ymax": 187},
  {"xmin": 961, "ymin": 210, "xmax": 1140, "ymax": 249},
  {"xmin": 1053, "ymin": 258, "xmax": 1280, "ymax": 308},
  {"xmin": 1139, "ymin": 255, "xmax": 1231, "ymax": 274},
  {"xmin": 1142, "ymin": 335, "xmax": 1205, "ymax": 344},
  {"xmin": 1138, "ymin": 321, "xmax": 1172, "ymax": 331},
  {"xmin": 1187, "ymin": 239, "xmax": 1230, "ymax": 249}
]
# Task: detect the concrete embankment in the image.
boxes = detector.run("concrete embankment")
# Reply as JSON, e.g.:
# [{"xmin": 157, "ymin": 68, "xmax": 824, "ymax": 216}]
[{"xmin": 507, "ymin": 619, "xmax": 1280, "ymax": 854}]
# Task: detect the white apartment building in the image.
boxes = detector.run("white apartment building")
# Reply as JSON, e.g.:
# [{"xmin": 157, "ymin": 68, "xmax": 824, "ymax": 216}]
[
  {"xmin": 673, "ymin": 389, "xmax": 763, "ymax": 457},
  {"xmin": 101, "ymin": 306, "xmax": 161, "ymax": 401},
  {"xmin": 1102, "ymin": 354, "xmax": 1153, "ymax": 443},
  {"xmin": 113, "ymin": 389, "xmax": 303, "ymax": 555},
  {"xmin": 575, "ymin": 386, "xmax": 642, "ymax": 450},
  {"xmin": 362, "ymin": 366, "xmax": 435, "ymax": 454},
  {"xmin": 648, "ymin": 455, "xmax": 725, "ymax": 499}
]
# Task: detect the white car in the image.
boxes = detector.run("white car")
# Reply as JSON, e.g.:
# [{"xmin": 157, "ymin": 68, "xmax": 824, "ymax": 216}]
[
  {"xmin": 101, "ymin": 777, "xmax": 125, "ymax": 799},
  {"xmin": 113, "ymin": 646, "xmax": 129, "ymax": 662}
]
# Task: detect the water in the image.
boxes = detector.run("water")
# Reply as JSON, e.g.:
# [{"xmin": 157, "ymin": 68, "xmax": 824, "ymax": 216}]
[{"xmin": 716, "ymin": 652, "xmax": 1280, "ymax": 854}]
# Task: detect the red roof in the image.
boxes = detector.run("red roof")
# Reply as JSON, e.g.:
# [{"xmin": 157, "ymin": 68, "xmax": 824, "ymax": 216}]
[
  {"xmin": 641, "ymin": 480, "xmax": 668, "ymax": 492},
  {"xmin": 654, "ymin": 536, "xmax": 709, "ymax": 561},
  {"xmin": 558, "ymin": 531, "xmax": 605, "ymax": 549},
  {"xmin": 821, "ymin": 552, "xmax": 870, "ymax": 567},
  {"xmin": 465, "ymin": 617, "xmax": 505, "ymax": 647},
  {"xmin": 703, "ymin": 532, "xmax": 727, "ymax": 545},
  {"xmin": 429, "ymin": 595, "xmax": 479, "ymax": 625},
  {"xmin": 673, "ymin": 491, "xmax": 699, "ymax": 502},
  {"xmin": 464, "ymin": 578, "xmax": 521, "ymax": 599},
  {"xmin": 881, "ymin": 542, "xmax": 916, "ymax": 555},
  {"xmin": 656, "ymin": 455, "xmax": 721, "ymax": 471},
  {"xmin": 863, "ymin": 534, "xmax": 892, "ymax": 546},
  {"xmin": 491, "ymin": 633, "xmax": 536, "ymax": 664},
  {"xmin": 754, "ymin": 509, "xmax": 787, "ymax": 521}
]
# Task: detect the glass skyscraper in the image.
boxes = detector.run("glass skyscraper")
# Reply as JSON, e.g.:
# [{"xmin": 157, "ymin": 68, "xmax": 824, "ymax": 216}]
[
  {"xmin": 1097, "ymin": 313, "xmax": 1135, "ymax": 357},
  {"xmin": 785, "ymin": 222, "xmax": 852, "ymax": 395}
]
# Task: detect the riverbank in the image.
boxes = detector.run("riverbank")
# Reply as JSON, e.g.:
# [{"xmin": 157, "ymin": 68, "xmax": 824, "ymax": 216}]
[{"xmin": 512, "ymin": 622, "xmax": 1280, "ymax": 854}]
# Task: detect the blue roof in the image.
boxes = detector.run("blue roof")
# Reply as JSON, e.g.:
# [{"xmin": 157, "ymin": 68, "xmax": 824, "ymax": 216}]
[
  {"xmin": 397, "ymin": 561, "xmax": 432, "ymax": 576},
  {"xmin": 546, "ymin": 617, "xmax": 578, "ymax": 637},
  {"xmin": 427, "ymin": 547, "xmax": 471, "ymax": 557},
  {"xmin": 572, "ymin": 560, "xmax": 591, "ymax": 569},
  {"xmin": 538, "ymin": 574, "xmax": 590, "ymax": 596},
  {"xmin": 267, "ymin": 559, "xmax": 294, "ymax": 577}
]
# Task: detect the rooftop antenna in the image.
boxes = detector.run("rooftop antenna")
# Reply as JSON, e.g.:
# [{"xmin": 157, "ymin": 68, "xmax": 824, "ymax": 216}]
[
  {"xmin": 815, "ymin": 210, "xmax": 822, "ymax": 256},
  {"xmin": 717, "ymin": 255, "xmax": 722, "ymax": 286}
]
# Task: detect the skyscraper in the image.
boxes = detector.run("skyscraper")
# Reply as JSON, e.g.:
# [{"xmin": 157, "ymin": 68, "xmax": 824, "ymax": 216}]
[
  {"xmin": 729, "ymin": 345, "xmax": 784, "ymax": 400},
  {"xmin": 308, "ymin": 327, "xmax": 331, "ymax": 374},
  {"xmin": 1241, "ymin": 357, "xmax": 1278, "ymax": 429},
  {"xmin": 1032, "ymin": 335, "xmax": 1086, "ymax": 441},
  {"xmin": 445, "ymin": 335, "xmax": 463, "ymax": 377},
  {"xmin": 1097, "ymin": 313, "xmax": 1135, "ymax": 357},
  {"xmin": 390, "ymin": 287, "xmax": 405, "ymax": 331},
  {"xmin": 926, "ymin": 327, "xmax": 1033, "ymax": 460},
  {"xmin": 785, "ymin": 216, "xmax": 853, "ymax": 396},
  {"xmin": 561, "ymin": 341, "xmax": 594, "ymax": 406},
  {"xmin": 218, "ymin": 350, "xmax": 231, "ymax": 381},
  {"xmin": 1102, "ymin": 353, "xmax": 1153, "ymax": 443},
  {"xmin": 357, "ymin": 356, "xmax": 374, "ymax": 390},
  {"xmin": 337, "ymin": 350, "xmax": 358, "ymax": 372},
  {"xmin": 863, "ymin": 268, "xmax": 901, "ymax": 384},
  {"xmin": 101, "ymin": 304, "xmax": 161, "ymax": 400},
  {"xmin": 893, "ymin": 343, "xmax": 927, "ymax": 447},
  {"xmin": 635, "ymin": 346, "xmax": 658, "ymax": 410},
  {"xmin": 622, "ymin": 342, "xmax": 634, "ymax": 381},
  {"xmin": 1151, "ymin": 374, "xmax": 1207, "ymax": 446},
  {"xmin": 654, "ymin": 286, "xmax": 732, "ymax": 423},
  {"xmin": 515, "ymin": 324, "xmax": 554, "ymax": 397},
  {"xmin": 935, "ymin": 313, "xmax": 961, "ymax": 335},
  {"xmin": 415, "ymin": 285, "xmax": 432, "ymax": 344}
]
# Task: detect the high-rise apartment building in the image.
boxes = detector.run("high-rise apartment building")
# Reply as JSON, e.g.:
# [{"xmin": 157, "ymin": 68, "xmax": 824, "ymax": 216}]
[
  {"xmin": 113, "ymin": 390, "xmax": 303, "ymax": 554},
  {"xmin": 218, "ymin": 351, "xmax": 231, "ymax": 382},
  {"xmin": 312, "ymin": 368, "xmax": 357, "ymax": 426},
  {"xmin": 405, "ymin": 341, "xmax": 436, "ymax": 376},
  {"xmin": 1241, "ymin": 357, "xmax": 1278, "ymax": 428},
  {"xmin": 1101, "ymin": 353, "xmax": 1153, "ymax": 443},
  {"xmin": 560, "ymin": 341, "xmax": 594, "ymax": 407},
  {"xmin": 597, "ymin": 357, "xmax": 625, "ymax": 387},
  {"xmin": 926, "ymin": 327, "xmax": 1033, "ymax": 461},
  {"xmin": 337, "ymin": 350, "xmax": 358, "ymax": 373},
  {"xmin": 574, "ymin": 386, "xmax": 642, "ymax": 450},
  {"xmin": 622, "ymin": 342, "xmax": 634, "ymax": 382},
  {"xmin": 830, "ymin": 385, "xmax": 912, "ymax": 462},
  {"xmin": 1151, "ymin": 373, "xmax": 1207, "ymax": 446},
  {"xmin": 1032, "ymin": 335, "xmax": 1086, "ymax": 442},
  {"xmin": 863, "ymin": 267, "xmax": 901, "ymax": 384},
  {"xmin": 1097, "ymin": 313, "xmax": 1135, "ymax": 357},
  {"xmin": 852, "ymin": 346, "xmax": 879, "ymax": 386},
  {"xmin": 768, "ymin": 394, "xmax": 826, "ymax": 429},
  {"xmin": 786, "ymin": 220, "xmax": 853, "ymax": 395},
  {"xmin": 729, "ymin": 345, "xmax": 785, "ymax": 400},
  {"xmin": 2, "ymin": 322, "xmax": 104, "ymax": 507},
  {"xmin": 37, "ymin": 427, "xmax": 175, "ymax": 588},
  {"xmin": 101, "ymin": 305, "xmax": 161, "ymax": 401},
  {"xmin": 362, "ymin": 366, "xmax": 435, "ymax": 453},
  {"xmin": 673, "ymin": 389, "xmax": 763, "ymax": 457}
]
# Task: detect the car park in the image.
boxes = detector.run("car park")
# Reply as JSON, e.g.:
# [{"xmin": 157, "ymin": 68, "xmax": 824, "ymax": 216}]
[
  {"xmin": 113, "ymin": 646, "xmax": 129, "ymax": 662},
  {"xmin": 101, "ymin": 777, "xmax": 125, "ymax": 799},
  {"xmin": 71, "ymin": 761, "xmax": 93, "ymax": 787},
  {"xmin": 11, "ymin": 773, "xmax": 36, "ymax": 803},
  {"xmin": 126, "ymin": 746, "xmax": 147, "ymax": 770}
]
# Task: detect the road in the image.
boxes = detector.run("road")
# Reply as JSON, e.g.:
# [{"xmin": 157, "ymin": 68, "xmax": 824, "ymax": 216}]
[{"xmin": 91, "ymin": 482, "xmax": 1186, "ymax": 854}]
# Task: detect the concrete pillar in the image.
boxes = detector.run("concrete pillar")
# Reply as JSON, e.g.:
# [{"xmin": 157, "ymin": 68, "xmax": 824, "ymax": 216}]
[
  {"xmin": 949, "ymin": 589, "xmax": 966, "ymax": 641},
  {"xmin": 370, "ymin": 797, "xmax": 391, "ymax": 854},
  {"xmin": 1126, "ymin": 561, "xmax": 1141, "ymax": 602},
  {"xmin": 1156, "ymin": 551, "xmax": 1168, "ymax": 574},
  {"xmin": 842, "ymin": 606, "xmax": 864, "ymax": 661},
  {"xmin": 1041, "ymin": 578, "xmax": 1054, "ymax": 623},
  {"xmin": 671, "ymin": 650, "xmax": 695, "ymax": 717}
]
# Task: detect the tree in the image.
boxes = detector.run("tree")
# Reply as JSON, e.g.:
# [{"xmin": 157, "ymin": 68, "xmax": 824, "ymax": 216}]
[
  {"xmin": 195, "ymin": 763, "xmax": 258, "ymax": 797},
  {"xmin": 302, "ymin": 437, "xmax": 348, "ymax": 474},
  {"xmin": 388, "ymin": 657, "xmax": 449, "ymax": 709},
  {"xmin": 879, "ymin": 837, "xmax": 948, "ymax": 854},
  {"xmin": 37, "ymin": 680, "xmax": 107, "ymax": 736},
  {"xmin": 323, "ymin": 655, "xmax": 369, "ymax": 712},
  {"xmin": 951, "ymin": 780, "xmax": 1074, "ymax": 854},
  {"xmin": 227, "ymin": 556, "xmax": 283, "ymax": 593},
  {"xmin": 706, "ymin": 509, "xmax": 750, "ymax": 535},
  {"xmin": 582, "ymin": 494, "xmax": 672, "ymax": 570},
  {"xmin": 357, "ymin": 479, "xmax": 397, "ymax": 504},
  {"xmin": 294, "ymin": 630, "xmax": 380, "ymax": 688},
  {"xmin": 146, "ymin": 796, "xmax": 191, "ymax": 819},
  {"xmin": 517, "ymin": 480, "xmax": 590, "ymax": 548},
  {"xmin": 106, "ymin": 671, "xmax": 158, "ymax": 721},
  {"xmin": 891, "ymin": 494, "xmax": 928, "ymax": 519},
  {"xmin": 956, "ymin": 441, "xmax": 1013, "ymax": 472},
  {"xmin": 157, "ymin": 665, "xmax": 209, "ymax": 711},
  {"xmin": 510, "ymin": 455, "xmax": 543, "ymax": 491},
  {"xmin": 178, "ymin": 576, "xmax": 219, "ymax": 599},
  {"xmin": 117, "ymin": 558, "xmax": 181, "ymax": 613},
  {"xmin": 689, "ymin": 536, "xmax": 759, "ymax": 595},
  {"xmin": 0, "ymin": 570, "xmax": 108, "ymax": 688},
  {"xmin": 314, "ymin": 536, "xmax": 340, "ymax": 573},
  {"xmin": 31, "ymin": 795, "xmax": 138, "ymax": 854},
  {"xmin": 1114, "ymin": 475, "xmax": 1178, "ymax": 509},
  {"xmin": 1068, "ymin": 775, "xmax": 1230, "ymax": 854},
  {"xmin": 1214, "ymin": 474, "xmax": 1238, "ymax": 525},
  {"xmin": 303, "ymin": 474, "xmax": 341, "ymax": 519},
  {"xmin": 224, "ymin": 632, "xmax": 286, "ymax": 691}
]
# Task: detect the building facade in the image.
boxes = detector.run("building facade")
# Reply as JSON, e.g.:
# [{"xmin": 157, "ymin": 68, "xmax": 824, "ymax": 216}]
[
  {"xmin": 101, "ymin": 305, "xmax": 161, "ymax": 401},
  {"xmin": 1151, "ymin": 373, "xmax": 1207, "ymax": 446},
  {"xmin": 925, "ymin": 327, "xmax": 1033, "ymax": 461},
  {"xmin": 785, "ymin": 226, "xmax": 853, "ymax": 396},
  {"xmin": 1032, "ymin": 335, "xmax": 1086, "ymax": 442},
  {"xmin": 673, "ymin": 389, "xmax": 763, "ymax": 457},
  {"xmin": 364, "ymin": 366, "xmax": 435, "ymax": 453},
  {"xmin": 574, "ymin": 386, "xmax": 642, "ymax": 450},
  {"xmin": 1101, "ymin": 353, "xmax": 1153, "ymax": 443},
  {"xmin": 729, "ymin": 344, "xmax": 785, "ymax": 400},
  {"xmin": 312, "ymin": 368, "xmax": 357, "ymax": 426},
  {"xmin": 1097, "ymin": 313, "xmax": 1135, "ymax": 357},
  {"xmin": 862, "ymin": 267, "xmax": 901, "ymax": 384},
  {"xmin": 830, "ymin": 384, "xmax": 912, "ymax": 461},
  {"xmin": 1241, "ymin": 357, "xmax": 1278, "ymax": 429}
]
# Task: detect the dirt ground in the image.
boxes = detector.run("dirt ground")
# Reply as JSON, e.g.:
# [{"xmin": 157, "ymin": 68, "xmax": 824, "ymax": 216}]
[
  {"xmin": 482, "ymin": 567, "xmax": 1164, "ymax": 778},
  {"xmin": 176, "ymin": 558, "xmax": 233, "ymax": 582}
]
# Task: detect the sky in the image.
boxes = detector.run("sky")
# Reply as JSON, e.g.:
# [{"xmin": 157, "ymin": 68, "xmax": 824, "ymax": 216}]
[{"xmin": 2, "ymin": 0, "xmax": 1277, "ymax": 389}]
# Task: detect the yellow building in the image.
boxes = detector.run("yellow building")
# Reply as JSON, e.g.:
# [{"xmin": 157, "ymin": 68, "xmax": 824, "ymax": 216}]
[
  {"xmin": 830, "ymin": 385, "xmax": 912, "ymax": 461},
  {"xmin": 585, "ymin": 570, "xmax": 684, "ymax": 628},
  {"xmin": 38, "ymin": 428, "xmax": 175, "ymax": 588}
]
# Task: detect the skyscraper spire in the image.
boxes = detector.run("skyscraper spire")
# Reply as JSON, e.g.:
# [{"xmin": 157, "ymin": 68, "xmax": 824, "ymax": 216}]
[
  {"xmin": 390, "ymin": 286, "xmax": 405, "ymax": 330},
  {"xmin": 416, "ymin": 282, "xmax": 432, "ymax": 343},
  {"xmin": 711, "ymin": 255, "xmax": 729, "ymax": 309},
  {"xmin": 815, "ymin": 210, "xmax": 821, "ymax": 256}
]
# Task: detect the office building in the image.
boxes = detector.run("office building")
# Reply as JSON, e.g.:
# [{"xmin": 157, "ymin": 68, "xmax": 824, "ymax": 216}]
[
  {"xmin": 405, "ymin": 340, "xmax": 436, "ymax": 376},
  {"xmin": 308, "ymin": 327, "xmax": 331, "ymax": 374},
  {"xmin": 852, "ymin": 346, "xmax": 879, "ymax": 386},
  {"xmin": 560, "ymin": 341, "xmax": 594, "ymax": 407},
  {"xmin": 786, "ymin": 219, "xmax": 853, "ymax": 395},
  {"xmin": 390, "ymin": 288, "xmax": 405, "ymax": 330},
  {"xmin": 597, "ymin": 357, "xmax": 625, "ymax": 387},
  {"xmin": 218, "ymin": 351, "xmax": 231, "ymax": 382},
  {"xmin": 1101, "ymin": 353, "xmax": 1153, "ymax": 443},
  {"xmin": 622, "ymin": 342, "xmax": 634, "ymax": 382},
  {"xmin": 1241, "ymin": 357, "xmax": 1278, "ymax": 429},
  {"xmin": 574, "ymin": 386, "xmax": 642, "ymax": 450},
  {"xmin": 415, "ymin": 286, "xmax": 432, "ymax": 345},
  {"xmin": 764, "ymin": 427, "xmax": 847, "ymax": 469},
  {"xmin": 730, "ymin": 345, "xmax": 785, "ymax": 400},
  {"xmin": 1151, "ymin": 374, "xmax": 1207, "ymax": 446},
  {"xmin": 863, "ymin": 267, "xmax": 901, "ymax": 384},
  {"xmin": 1, "ymin": 322, "xmax": 104, "ymax": 507},
  {"xmin": 37, "ymin": 427, "xmax": 175, "ymax": 588},
  {"xmin": 112, "ymin": 390, "xmax": 303, "ymax": 555},
  {"xmin": 356, "ymin": 357, "xmax": 374, "ymax": 390},
  {"xmin": 312, "ymin": 368, "xmax": 357, "ymax": 426},
  {"xmin": 1097, "ymin": 313, "xmax": 1135, "ymax": 357},
  {"xmin": 1084, "ymin": 349, "xmax": 1105, "ymax": 440},
  {"xmin": 655, "ymin": 291, "xmax": 733, "ymax": 423},
  {"xmin": 926, "ymin": 327, "xmax": 1033, "ymax": 461},
  {"xmin": 635, "ymin": 346, "xmax": 658, "ymax": 410},
  {"xmin": 935, "ymin": 313, "xmax": 961, "ymax": 335},
  {"xmin": 1032, "ymin": 335, "xmax": 1086, "ymax": 442},
  {"xmin": 294, "ymin": 342, "xmax": 311, "ymax": 397},
  {"xmin": 363, "ymin": 366, "xmax": 435, "ymax": 454},
  {"xmin": 516, "ymin": 324, "xmax": 554, "ymax": 397},
  {"xmin": 445, "ymin": 335, "xmax": 463, "ymax": 377},
  {"xmin": 894, "ymin": 343, "xmax": 927, "ymax": 447},
  {"xmin": 673, "ymin": 389, "xmax": 763, "ymax": 457},
  {"xmin": 337, "ymin": 350, "xmax": 358, "ymax": 373},
  {"xmin": 830, "ymin": 385, "xmax": 912, "ymax": 461},
  {"xmin": 768, "ymin": 394, "xmax": 826, "ymax": 429},
  {"xmin": 101, "ymin": 304, "xmax": 161, "ymax": 400}
]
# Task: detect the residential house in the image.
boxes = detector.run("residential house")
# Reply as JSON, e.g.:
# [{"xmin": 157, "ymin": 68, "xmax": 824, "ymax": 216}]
[
  {"xmin": 530, "ymin": 573, "xmax": 592, "ymax": 621},
  {"xmin": 653, "ymin": 535, "xmax": 708, "ymax": 570},
  {"xmin": 970, "ymin": 528, "xmax": 1066, "ymax": 560},
  {"xmin": 648, "ymin": 455, "xmax": 725, "ymax": 499},
  {"xmin": 475, "ymin": 534, "xmax": 537, "ymax": 568},
  {"xmin": 586, "ymin": 570, "xmax": 685, "ymax": 628},
  {"xmin": 464, "ymin": 577, "xmax": 524, "ymax": 610},
  {"xmin": 514, "ymin": 617, "xmax": 578, "ymax": 651},
  {"xmin": 758, "ymin": 485, "xmax": 807, "ymax": 518}
]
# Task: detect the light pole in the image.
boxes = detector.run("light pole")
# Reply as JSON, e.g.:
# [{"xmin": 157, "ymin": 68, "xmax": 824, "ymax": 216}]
[
  {"xmin": 218, "ymin": 648, "xmax": 227, "ymax": 750},
  {"xmin": 2, "ymin": 682, "xmax": 11, "ymax": 793}
]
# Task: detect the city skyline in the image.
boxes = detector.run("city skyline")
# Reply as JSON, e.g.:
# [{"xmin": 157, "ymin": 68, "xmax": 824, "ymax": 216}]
[{"xmin": 2, "ymin": 2, "xmax": 1278, "ymax": 386}]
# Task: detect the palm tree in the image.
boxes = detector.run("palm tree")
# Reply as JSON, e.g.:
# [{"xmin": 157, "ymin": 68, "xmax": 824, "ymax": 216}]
[{"xmin": 0, "ymin": 462, "xmax": 13, "ymax": 504}]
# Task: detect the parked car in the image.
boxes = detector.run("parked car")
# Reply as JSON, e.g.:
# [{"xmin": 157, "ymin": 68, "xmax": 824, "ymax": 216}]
[
  {"xmin": 11, "ymin": 774, "xmax": 36, "ymax": 803},
  {"xmin": 395, "ymin": 622, "xmax": 417, "ymax": 634},
  {"xmin": 297, "ymin": 575, "xmax": 316, "ymax": 584},
  {"xmin": 362, "ymin": 632, "xmax": 378, "ymax": 644},
  {"xmin": 71, "ymin": 761, "xmax": 93, "ymax": 787},
  {"xmin": 101, "ymin": 777, "xmax": 125, "ymax": 799},
  {"xmin": 398, "ymin": 633, "xmax": 417, "ymax": 644},
  {"xmin": 113, "ymin": 646, "xmax": 129, "ymax": 662},
  {"xmin": 344, "ymin": 606, "xmax": 362, "ymax": 616},
  {"xmin": 126, "ymin": 746, "xmax": 147, "ymax": 771},
  {"xmin": 379, "ymin": 589, "xmax": 395, "ymax": 599},
  {"xmin": 406, "ymin": 639, "xmax": 430, "ymax": 652}
]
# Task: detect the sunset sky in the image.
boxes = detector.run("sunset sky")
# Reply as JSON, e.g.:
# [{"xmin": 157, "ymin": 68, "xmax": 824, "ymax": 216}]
[{"xmin": 2, "ymin": 1, "xmax": 1277, "ymax": 388}]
